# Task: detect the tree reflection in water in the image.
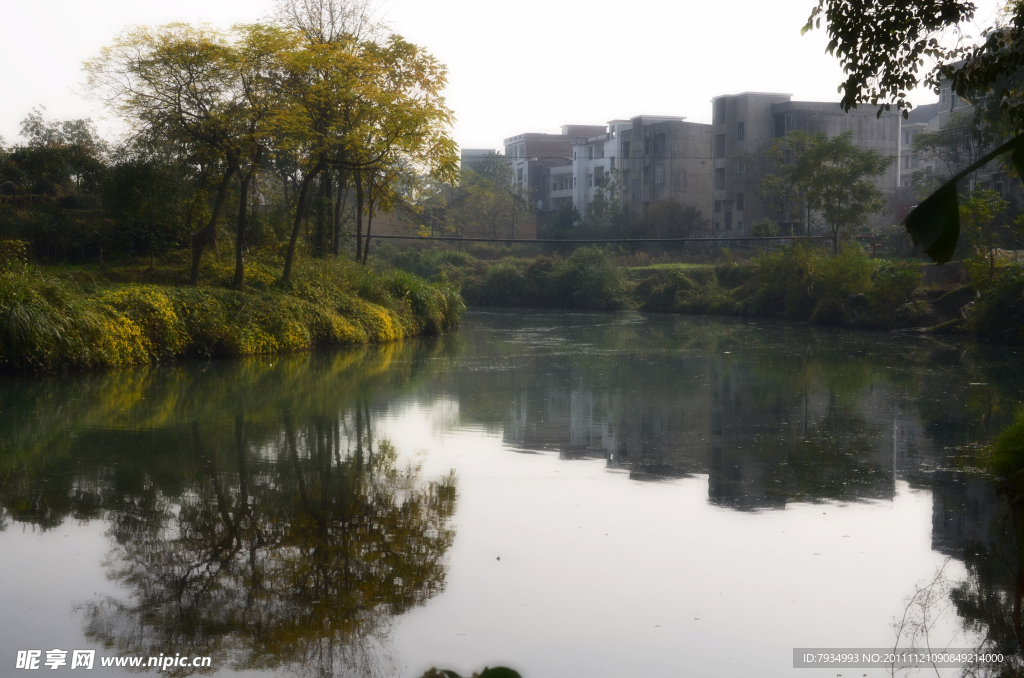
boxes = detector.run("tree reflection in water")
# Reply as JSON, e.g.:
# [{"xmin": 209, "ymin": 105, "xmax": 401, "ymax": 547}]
[
  {"xmin": 82, "ymin": 407, "xmax": 457, "ymax": 677},
  {"xmin": 6, "ymin": 313, "xmax": 1024, "ymax": 674}
]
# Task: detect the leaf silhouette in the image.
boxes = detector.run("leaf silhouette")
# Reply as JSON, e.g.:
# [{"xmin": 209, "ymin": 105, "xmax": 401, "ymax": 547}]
[{"xmin": 903, "ymin": 182, "xmax": 960, "ymax": 264}]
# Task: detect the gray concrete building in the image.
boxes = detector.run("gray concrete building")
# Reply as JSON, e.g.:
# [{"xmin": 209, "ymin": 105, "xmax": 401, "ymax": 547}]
[
  {"xmin": 710, "ymin": 92, "xmax": 902, "ymax": 235},
  {"xmin": 709, "ymin": 93, "xmax": 791, "ymax": 234},
  {"xmin": 618, "ymin": 115, "xmax": 713, "ymax": 228}
]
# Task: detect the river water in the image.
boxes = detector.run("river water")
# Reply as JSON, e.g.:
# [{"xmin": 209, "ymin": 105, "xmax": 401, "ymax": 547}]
[{"xmin": 1, "ymin": 310, "xmax": 1022, "ymax": 677}]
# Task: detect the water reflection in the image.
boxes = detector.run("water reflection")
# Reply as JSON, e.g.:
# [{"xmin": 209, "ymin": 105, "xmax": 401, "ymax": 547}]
[
  {"xmin": 1, "ymin": 311, "xmax": 1023, "ymax": 674},
  {"xmin": 0, "ymin": 345, "xmax": 458, "ymax": 676}
]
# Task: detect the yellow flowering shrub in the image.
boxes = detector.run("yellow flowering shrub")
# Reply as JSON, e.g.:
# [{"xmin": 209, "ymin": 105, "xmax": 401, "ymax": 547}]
[{"xmin": 97, "ymin": 286, "xmax": 189, "ymax": 360}]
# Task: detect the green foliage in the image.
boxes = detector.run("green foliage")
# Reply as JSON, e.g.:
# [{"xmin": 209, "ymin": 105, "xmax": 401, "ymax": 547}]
[
  {"xmin": 546, "ymin": 246, "xmax": 629, "ymax": 310},
  {"xmin": 0, "ymin": 269, "xmax": 101, "ymax": 370},
  {"xmin": 458, "ymin": 247, "xmax": 629, "ymax": 310},
  {"xmin": 876, "ymin": 223, "xmax": 921, "ymax": 258},
  {"xmin": 988, "ymin": 408, "xmax": 1024, "ymax": 482},
  {"xmin": 631, "ymin": 200, "xmax": 707, "ymax": 248},
  {"xmin": 750, "ymin": 218, "xmax": 779, "ymax": 237},
  {"xmin": 763, "ymin": 131, "xmax": 891, "ymax": 251},
  {"xmin": 633, "ymin": 265, "xmax": 735, "ymax": 315},
  {"xmin": 969, "ymin": 264, "xmax": 1024, "ymax": 343},
  {"xmin": 0, "ymin": 257, "xmax": 463, "ymax": 373},
  {"xmin": 377, "ymin": 245, "xmax": 475, "ymax": 280},
  {"xmin": 742, "ymin": 242, "xmax": 921, "ymax": 326}
]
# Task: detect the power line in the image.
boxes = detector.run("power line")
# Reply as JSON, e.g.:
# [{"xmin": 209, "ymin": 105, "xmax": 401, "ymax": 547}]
[{"xmin": 367, "ymin": 234, "xmax": 875, "ymax": 244}]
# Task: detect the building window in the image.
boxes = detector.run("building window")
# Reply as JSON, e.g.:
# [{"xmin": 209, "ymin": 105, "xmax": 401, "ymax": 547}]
[
  {"xmin": 631, "ymin": 179, "xmax": 641, "ymax": 204},
  {"xmin": 785, "ymin": 114, "xmax": 793, "ymax": 132},
  {"xmin": 653, "ymin": 133, "xmax": 666, "ymax": 155},
  {"xmin": 519, "ymin": 145, "xmax": 525, "ymax": 158},
  {"xmin": 588, "ymin": 146, "xmax": 594, "ymax": 160},
  {"xmin": 713, "ymin": 98, "xmax": 726, "ymax": 125},
  {"xmin": 586, "ymin": 174, "xmax": 593, "ymax": 188},
  {"xmin": 941, "ymin": 88, "xmax": 947, "ymax": 103},
  {"xmin": 654, "ymin": 164, "xmax": 665, "ymax": 184},
  {"xmin": 610, "ymin": 155, "xmax": 616, "ymax": 169},
  {"xmin": 552, "ymin": 182, "xmax": 557, "ymax": 191},
  {"xmin": 714, "ymin": 168, "xmax": 725, "ymax": 190},
  {"xmin": 517, "ymin": 168, "xmax": 523, "ymax": 182},
  {"xmin": 715, "ymin": 134, "xmax": 726, "ymax": 158},
  {"xmin": 736, "ymin": 122, "xmax": 744, "ymax": 141},
  {"xmin": 715, "ymin": 201, "xmax": 722, "ymax": 213},
  {"xmin": 725, "ymin": 212, "xmax": 733, "ymax": 230},
  {"xmin": 736, "ymin": 161, "xmax": 744, "ymax": 174},
  {"xmin": 643, "ymin": 166, "xmax": 651, "ymax": 183},
  {"xmin": 633, "ymin": 150, "xmax": 641, "ymax": 170},
  {"xmin": 736, "ymin": 193, "xmax": 744, "ymax": 211}
]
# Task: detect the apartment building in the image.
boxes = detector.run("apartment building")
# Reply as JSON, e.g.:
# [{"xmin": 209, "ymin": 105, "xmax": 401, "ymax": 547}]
[
  {"xmin": 709, "ymin": 93, "xmax": 791, "ymax": 234},
  {"xmin": 710, "ymin": 92, "xmax": 901, "ymax": 235},
  {"xmin": 504, "ymin": 125, "xmax": 606, "ymax": 211},
  {"xmin": 564, "ymin": 120, "xmax": 631, "ymax": 219},
  {"xmin": 618, "ymin": 115, "xmax": 713, "ymax": 226}
]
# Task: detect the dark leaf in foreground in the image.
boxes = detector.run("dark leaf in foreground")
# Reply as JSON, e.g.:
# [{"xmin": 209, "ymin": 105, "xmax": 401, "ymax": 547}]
[
  {"xmin": 479, "ymin": 669, "xmax": 523, "ymax": 678},
  {"xmin": 903, "ymin": 183, "xmax": 960, "ymax": 265}
]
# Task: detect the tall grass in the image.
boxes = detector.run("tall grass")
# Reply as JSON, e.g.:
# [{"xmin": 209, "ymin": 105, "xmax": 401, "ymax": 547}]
[{"xmin": 0, "ymin": 245, "xmax": 464, "ymax": 373}]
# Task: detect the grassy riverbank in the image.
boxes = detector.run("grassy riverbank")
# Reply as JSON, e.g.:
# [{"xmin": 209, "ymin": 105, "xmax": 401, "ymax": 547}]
[
  {"xmin": 0, "ymin": 244, "xmax": 463, "ymax": 372},
  {"xmin": 375, "ymin": 243, "xmax": 1024, "ymax": 340}
]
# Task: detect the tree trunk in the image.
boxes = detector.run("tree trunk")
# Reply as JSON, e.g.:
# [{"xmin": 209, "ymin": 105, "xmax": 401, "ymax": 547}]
[
  {"xmin": 362, "ymin": 200, "xmax": 374, "ymax": 265},
  {"xmin": 190, "ymin": 165, "xmax": 236, "ymax": 287},
  {"xmin": 233, "ymin": 171, "xmax": 256, "ymax": 287},
  {"xmin": 354, "ymin": 168, "xmax": 364, "ymax": 262},
  {"xmin": 314, "ymin": 172, "xmax": 327, "ymax": 257},
  {"xmin": 333, "ymin": 169, "xmax": 348, "ymax": 256},
  {"xmin": 323, "ymin": 170, "xmax": 333, "ymax": 257},
  {"xmin": 282, "ymin": 157, "xmax": 327, "ymax": 285}
]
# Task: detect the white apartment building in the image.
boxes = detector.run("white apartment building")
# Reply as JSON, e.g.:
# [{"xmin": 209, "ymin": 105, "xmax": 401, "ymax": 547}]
[{"xmin": 568, "ymin": 120, "xmax": 632, "ymax": 219}]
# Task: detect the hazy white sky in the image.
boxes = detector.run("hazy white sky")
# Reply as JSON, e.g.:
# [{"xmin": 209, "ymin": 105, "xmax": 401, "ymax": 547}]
[{"xmin": 0, "ymin": 0, "xmax": 1006, "ymax": 151}]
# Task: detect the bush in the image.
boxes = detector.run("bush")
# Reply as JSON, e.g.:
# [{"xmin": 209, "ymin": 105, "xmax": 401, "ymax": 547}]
[
  {"xmin": 546, "ymin": 247, "xmax": 629, "ymax": 310},
  {"xmin": 750, "ymin": 218, "xmax": 779, "ymax": 238},
  {"xmin": 987, "ymin": 407, "xmax": 1024, "ymax": 481},
  {"xmin": 970, "ymin": 265, "xmax": 1024, "ymax": 342}
]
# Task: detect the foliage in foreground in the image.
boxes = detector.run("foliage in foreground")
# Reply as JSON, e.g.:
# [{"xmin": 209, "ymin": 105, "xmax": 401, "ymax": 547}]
[
  {"xmin": 0, "ymin": 250, "xmax": 463, "ymax": 372},
  {"xmin": 420, "ymin": 668, "xmax": 521, "ymax": 678}
]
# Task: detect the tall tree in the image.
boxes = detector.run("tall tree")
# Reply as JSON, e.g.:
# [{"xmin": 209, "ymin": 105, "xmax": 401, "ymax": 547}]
[
  {"xmin": 804, "ymin": 132, "xmax": 892, "ymax": 253},
  {"xmin": 761, "ymin": 131, "xmax": 819, "ymax": 235},
  {"xmin": 231, "ymin": 25, "xmax": 295, "ymax": 288},
  {"xmin": 762, "ymin": 131, "xmax": 891, "ymax": 252},
  {"xmin": 277, "ymin": 33, "xmax": 456, "ymax": 279},
  {"xmin": 86, "ymin": 24, "xmax": 245, "ymax": 286}
]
